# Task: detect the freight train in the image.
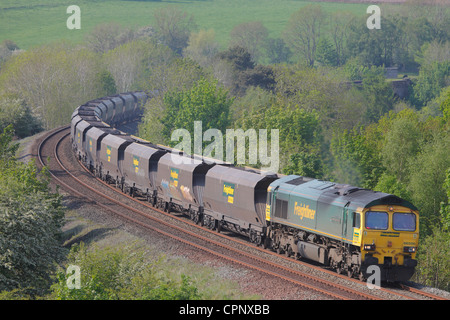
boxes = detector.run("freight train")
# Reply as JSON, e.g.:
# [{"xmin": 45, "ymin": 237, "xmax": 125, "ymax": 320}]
[{"xmin": 70, "ymin": 92, "xmax": 419, "ymax": 282}]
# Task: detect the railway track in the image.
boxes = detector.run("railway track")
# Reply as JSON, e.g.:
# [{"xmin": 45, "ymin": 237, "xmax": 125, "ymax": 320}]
[{"xmin": 36, "ymin": 126, "xmax": 448, "ymax": 301}]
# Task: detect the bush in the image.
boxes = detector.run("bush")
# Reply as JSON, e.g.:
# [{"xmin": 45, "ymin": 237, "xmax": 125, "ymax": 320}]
[{"xmin": 51, "ymin": 243, "xmax": 202, "ymax": 300}]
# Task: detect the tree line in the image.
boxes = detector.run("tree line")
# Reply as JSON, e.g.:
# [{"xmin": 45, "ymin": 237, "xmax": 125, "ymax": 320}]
[{"xmin": 0, "ymin": 1, "xmax": 449, "ymax": 295}]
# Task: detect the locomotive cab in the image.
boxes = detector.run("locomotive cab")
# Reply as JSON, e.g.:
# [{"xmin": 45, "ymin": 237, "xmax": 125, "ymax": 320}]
[{"xmin": 360, "ymin": 204, "xmax": 419, "ymax": 282}]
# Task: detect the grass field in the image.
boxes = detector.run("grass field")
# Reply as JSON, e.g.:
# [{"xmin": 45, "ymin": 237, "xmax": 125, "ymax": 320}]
[{"xmin": 0, "ymin": 0, "xmax": 372, "ymax": 50}]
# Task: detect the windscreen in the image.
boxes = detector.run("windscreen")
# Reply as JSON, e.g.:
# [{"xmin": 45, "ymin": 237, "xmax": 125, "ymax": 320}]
[
  {"xmin": 393, "ymin": 212, "xmax": 416, "ymax": 231},
  {"xmin": 365, "ymin": 211, "xmax": 388, "ymax": 230}
]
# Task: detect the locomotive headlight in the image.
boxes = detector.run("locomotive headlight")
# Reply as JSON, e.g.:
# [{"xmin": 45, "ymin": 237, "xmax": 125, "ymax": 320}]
[
  {"xmin": 364, "ymin": 244, "xmax": 376, "ymax": 251},
  {"xmin": 403, "ymin": 246, "xmax": 416, "ymax": 253}
]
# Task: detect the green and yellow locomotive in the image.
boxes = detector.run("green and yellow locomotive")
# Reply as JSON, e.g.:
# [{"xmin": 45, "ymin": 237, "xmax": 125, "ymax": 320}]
[{"xmin": 265, "ymin": 175, "xmax": 419, "ymax": 282}]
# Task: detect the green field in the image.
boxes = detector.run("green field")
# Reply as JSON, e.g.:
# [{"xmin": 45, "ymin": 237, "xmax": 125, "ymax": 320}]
[{"xmin": 0, "ymin": 0, "xmax": 370, "ymax": 50}]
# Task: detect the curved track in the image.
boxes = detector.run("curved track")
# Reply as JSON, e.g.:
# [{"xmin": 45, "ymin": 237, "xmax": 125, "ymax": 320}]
[{"xmin": 36, "ymin": 126, "xmax": 448, "ymax": 301}]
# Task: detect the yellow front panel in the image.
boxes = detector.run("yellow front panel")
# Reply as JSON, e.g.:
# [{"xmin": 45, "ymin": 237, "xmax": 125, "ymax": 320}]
[{"xmin": 360, "ymin": 205, "xmax": 419, "ymax": 265}]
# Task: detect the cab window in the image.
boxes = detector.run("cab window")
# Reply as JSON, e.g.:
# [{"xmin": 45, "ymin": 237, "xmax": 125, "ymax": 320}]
[
  {"xmin": 365, "ymin": 211, "xmax": 388, "ymax": 230},
  {"xmin": 353, "ymin": 212, "xmax": 360, "ymax": 228},
  {"xmin": 393, "ymin": 212, "xmax": 416, "ymax": 231}
]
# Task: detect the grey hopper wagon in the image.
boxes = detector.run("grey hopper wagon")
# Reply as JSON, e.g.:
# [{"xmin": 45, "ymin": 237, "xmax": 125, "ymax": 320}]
[
  {"xmin": 122, "ymin": 142, "xmax": 166, "ymax": 199},
  {"xmin": 84, "ymin": 127, "xmax": 122, "ymax": 173},
  {"xmin": 156, "ymin": 153, "xmax": 215, "ymax": 212},
  {"xmin": 73, "ymin": 119, "xmax": 109, "ymax": 160},
  {"xmin": 131, "ymin": 91, "xmax": 148, "ymax": 112},
  {"xmin": 120, "ymin": 93, "xmax": 136, "ymax": 122},
  {"xmin": 203, "ymin": 165, "xmax": 278, "ymax": 234},
  {"xmin": 99, "ymin": 133, "xmax": 135, "ymax": 184},
  {"xmin": 100, "ymin": 99, "xmax": 115, "ymax": 124},
  {"xmin": 110, "ymin": 96, "xmax": 125, "ymax": 124}
]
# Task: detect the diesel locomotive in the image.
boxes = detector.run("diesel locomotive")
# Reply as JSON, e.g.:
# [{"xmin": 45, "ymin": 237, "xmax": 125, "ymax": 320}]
[{"xmin": 71, "ymin": 92, "xmax": 419, "ymax": 282}]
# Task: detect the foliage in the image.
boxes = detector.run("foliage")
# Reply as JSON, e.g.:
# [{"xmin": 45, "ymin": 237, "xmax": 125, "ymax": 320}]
[
  {"xmin": 229, "ymin": 21, "xmax": 268, "ymax": 63},
  {"xmin": 440, "ymin": 169, "xmax": 450, "ymax": 231},
  {"xmin": 85, "ymin": 22, "xmax": 137, "ymax": 54},
  {"xmin": 236, "ymin": 94, "xmax": 322, "ymax": 176},
  {"xmin": 0, "ymin": 126, "xmax": 64, "ymax": 295},
  {"xmin": 408, "ymin": 129, "xmax": 450, "ymax": 236},
  {"xmin": 330, "ymin": 127, "xmax": 383, "ymax": 189},
  {"xmin": 104, "ymin": 39, "xmax": 174, "ymax": 93},
  {"xmin": 161, "ymin": 79, "xmax": 232, "ymax": 145},
  {"xmin": 414, "ymin": 61, "xmax": 450, "ymax": 107},
  {"xmin": 215, "ymin": 46, "xmax": 275, "ymax": 96},
  {"xmin": 416, "ymin": 227, "xmax": 450, "ymax": 291},
  {"xmin": 153, "ymin": 6, "xmax": 197, "ymax": 55},
  {"xmin": 51, "ymin": 243, "xmax": 201, "ymax": 300},
  {"xmin": 139, "ymin": 78, "xmax": 232, "ymax": 151},
  {"xmin": 360, "ymin": 67, "xmax": 395, "ymax": 123},
  {"xmin": 0, "ymin": 44, "xmax": 112, "ymax": 129},
  {"xmin": 265, "ymin": 38, "xmax": 292, "ymax": 64},
  {"xmin": 283, "ymin": 4, "xmax": 327, "ymax": 66},
  {"xmin": 315, "ymin": 37, "xmax": 338, "ymax": 67},
  {"xmin": 183, "ymin": 29, "xmax": 220, "ymax": 68},
  {"xmin": 0, "ymin": 93, "xmax": 41, "ymax": 138}
]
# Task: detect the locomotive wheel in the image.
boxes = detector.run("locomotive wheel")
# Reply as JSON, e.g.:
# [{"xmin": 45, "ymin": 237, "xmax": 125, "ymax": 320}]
[
  {"xmin": 347, "ymin": 268, "xmax": 354, "ymax": 278},
  {"xmin": 216, "ymin": 220, "xmax": 222, "ymax": 233},
  {"xmin": 358, "ymin": 272, "xmax": 366, "ymax": 282}
]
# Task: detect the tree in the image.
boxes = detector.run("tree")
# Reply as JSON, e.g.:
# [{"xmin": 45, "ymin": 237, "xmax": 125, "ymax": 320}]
[
  {"xmin": 0, "ymin": 94, "xmax": 41, "ymax": 138},
  {"xmin": 161, "ymin": 79, "xmax": 232, "ymax": 142},
  {"xmin": 283, "ymin": 4, "xmax": 327, "ymax": 66},
  {"xmin": 315, "ymin": 37, "xmax": 338, "ymax": 67},
  {"xmin": 153, "ymin": 6, "xmax": 196, "ymax": 55},
  {"xmin": 408, "ymin": 130, "xmax": 450, "ymax": 236},
  {"xmin": 183, "ymin": 29, "xmax": 220, "ymax": 68},
  {"xmin": 104, "ymin": 40, "xmax": 165, "ymax": 93},
  {"xmin": 440, "ymin": 168, "xmax": 450, "ymax": 231},
  {"xmin": 0, "ymin": 44, "xmax": 110, "ymax": 129},
  {"xmin": 236, "ymin": 95, "xmax": 322, "ymax": 175},
  {"xmin": 329, "ymin": 11, "xmax": 356, "ymax": 66},
  {"xmin": 330, "ymin": 127, "xmax": 384, "ymax": 189},
  {"xmin": 361, "ymin": 67, "xmax": 395, "ymax": 122},
  {"xmin": 416, "ymin": 227, "xmax": 450, "ymax": 291},
  {"xmin": 139, "ymin": 78, "xmax": 232, "ymax": 150},
  {"xmin": 229, "ymin": 21, "xmax": 268, "ymax": 63},
  {"xmin": 216, "ymin": 46, "xmax": 275, "ymax": 96},
  {"xmin": 381, "ymin": 116, "xmax": 421, "ymax": 182},
  {"xmin": 0, "ymin": 126, "xmax": 64, "ymax": 294},
  {"xmin": 265, "ymin": 38, "xmax": 292, "ymax": 64},
  {"xmin": 85, "ymin": 22, "xmax": 136, "ymax": 53},
  {"xmin": 414, "ymin": 61, "xmax": 450, "ymax": 107}
]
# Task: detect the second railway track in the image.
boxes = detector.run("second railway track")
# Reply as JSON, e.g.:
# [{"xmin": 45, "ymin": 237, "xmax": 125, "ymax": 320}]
[{"xmin": 36, "ymin": 125, "xmax": 447, "ymax": 301}]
